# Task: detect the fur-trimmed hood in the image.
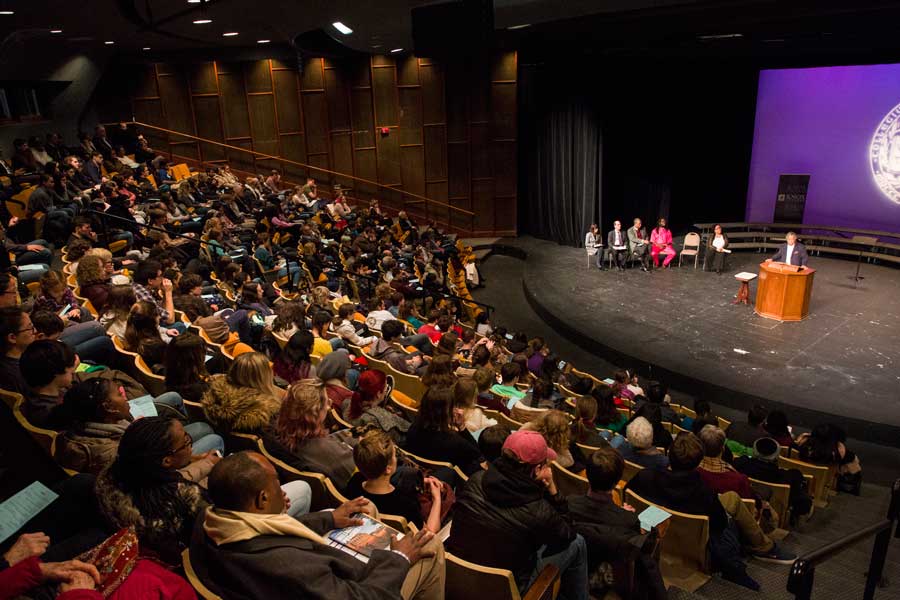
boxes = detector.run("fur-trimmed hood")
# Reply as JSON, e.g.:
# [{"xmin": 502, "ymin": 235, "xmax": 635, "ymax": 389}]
[{"xmin": 201, "ymin": 374, "xmax": 281, "ymax": 433}]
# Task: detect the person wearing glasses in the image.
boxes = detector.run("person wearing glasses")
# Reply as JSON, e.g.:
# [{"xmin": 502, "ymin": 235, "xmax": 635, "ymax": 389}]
[{"xmin": 0, "ymin": 306, "xmax": 36, "ymax": 396}]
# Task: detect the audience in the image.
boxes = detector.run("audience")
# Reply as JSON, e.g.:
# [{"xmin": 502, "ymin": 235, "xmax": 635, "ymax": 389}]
[
  {"xmin": 405, "ymin": 385, "xmax": 486, "ymax": 477},
  {"xmin": 448, "ymin": 429, "xmax": 589, "ymax": 600}
]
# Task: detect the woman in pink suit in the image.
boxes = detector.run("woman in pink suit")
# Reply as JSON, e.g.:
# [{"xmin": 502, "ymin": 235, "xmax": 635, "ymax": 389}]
[{"xmin": 650, "ymin": 217, "xmax": 676, "ymax": 268}]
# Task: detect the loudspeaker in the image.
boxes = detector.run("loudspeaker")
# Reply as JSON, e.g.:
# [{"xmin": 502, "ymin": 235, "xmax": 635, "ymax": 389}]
[{"xmin": 411, "ymin": 0, "xmax": 494, "ymax": 58}]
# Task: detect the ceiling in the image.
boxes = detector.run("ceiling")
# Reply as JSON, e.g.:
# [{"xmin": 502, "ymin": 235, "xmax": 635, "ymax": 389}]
[{"xmin": 0, "ymin": 0, "xmax": 899, "ymax": 65}]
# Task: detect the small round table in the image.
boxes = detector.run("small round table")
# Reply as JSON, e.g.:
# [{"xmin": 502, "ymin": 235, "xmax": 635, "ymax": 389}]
[{"xmin": 733, "ymin": 271, "xmax": 757, "ymax": 305}]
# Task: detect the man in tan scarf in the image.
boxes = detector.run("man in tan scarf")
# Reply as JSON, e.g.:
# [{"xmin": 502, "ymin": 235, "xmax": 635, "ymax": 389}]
[{"xmin": 190, "ymin": 451, "xmax": 445, "ymax": 599}]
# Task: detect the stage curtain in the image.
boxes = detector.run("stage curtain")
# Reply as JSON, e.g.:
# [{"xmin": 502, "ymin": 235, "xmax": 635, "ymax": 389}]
[{"xmin": 519, "ymin": 71, "xmax": 602, "ymax": 247}]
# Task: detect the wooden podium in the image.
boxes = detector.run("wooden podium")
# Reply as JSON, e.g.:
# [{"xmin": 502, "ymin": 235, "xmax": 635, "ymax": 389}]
[{"xmin": 755, "ymin": 262, "xmax": 815, "ymax": 321}]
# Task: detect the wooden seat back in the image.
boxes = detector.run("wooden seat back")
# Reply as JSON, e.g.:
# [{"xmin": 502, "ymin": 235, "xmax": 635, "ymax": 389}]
[
  {"xmin": 625, "ymin": 489, "xmax": 711, "ymax": 592},
  {"xmin": 550, "ymin": 460, "xmax": 589, "ymax": 497}
]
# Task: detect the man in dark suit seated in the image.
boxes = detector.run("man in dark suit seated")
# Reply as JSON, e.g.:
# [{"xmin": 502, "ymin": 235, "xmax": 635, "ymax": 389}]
[
  {"xmin": 190, "ymin": 451, "xmax": 445, "ymax": 599},
  {"xmin": 767, "ymin": 231, "xmax": 809, "ymax": 267},
  {"xmin": 734, "ymin": 438, "xmax": 813, "ymax": 525},
  {"xmin": 569, "ymin": 446, "xmax": 666, "ymax": 600},
  {"xmin": 607, "ymin": 220, "xmax": 628, "ymax": 271}
]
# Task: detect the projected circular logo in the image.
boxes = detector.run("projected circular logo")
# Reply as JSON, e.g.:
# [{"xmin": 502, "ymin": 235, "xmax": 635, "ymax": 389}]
[{"xmin": 870, "ymin": 102, "xmax": 900, "ymax": 204}]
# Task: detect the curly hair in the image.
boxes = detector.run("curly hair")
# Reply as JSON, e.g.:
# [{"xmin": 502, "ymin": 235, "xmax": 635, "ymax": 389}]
[
  {"xmin": 76, "ymin": 254, "xmax": 107, "ymax": 287},
  {"xmin": 275, "ymin": 380, "xmax": 329, "ymax": 451}
]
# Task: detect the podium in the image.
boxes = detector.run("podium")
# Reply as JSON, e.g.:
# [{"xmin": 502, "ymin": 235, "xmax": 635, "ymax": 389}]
[{"xmin": 755, "ymin": 262, "xmax": 815, "ymax": 321}]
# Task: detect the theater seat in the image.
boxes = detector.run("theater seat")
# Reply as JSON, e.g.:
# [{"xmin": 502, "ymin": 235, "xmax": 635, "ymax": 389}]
[
  {"xmin": 181, "ymin": 549, "xmax": 223, "ymax": 600},
  {"xmin": 625, "ymin": 489, "xmax": 711, "ymax": 592},
  {"xmin": 550, "ymin": 461, "xmax": 589, "ymax": 497},
  {"xmin": 445, "ymin": 552, "xmax": 559, "ymax": 600}
]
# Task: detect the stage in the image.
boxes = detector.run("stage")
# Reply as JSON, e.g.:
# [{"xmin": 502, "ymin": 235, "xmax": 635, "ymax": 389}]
[{"xmin": 495, "ymin": 237, "xmax": 900, "ymax": 446}]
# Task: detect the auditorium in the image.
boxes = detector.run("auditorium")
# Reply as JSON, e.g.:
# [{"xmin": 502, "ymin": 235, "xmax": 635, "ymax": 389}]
[{"xmin": 0, "ymin": 1, "xmax": 898, "ymax": 599}]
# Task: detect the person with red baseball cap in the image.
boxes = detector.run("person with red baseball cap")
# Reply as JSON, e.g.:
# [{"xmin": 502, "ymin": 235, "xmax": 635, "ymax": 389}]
[{"xmin": 447, "ymin": 429, "xmax": 589, "ymax": 600}]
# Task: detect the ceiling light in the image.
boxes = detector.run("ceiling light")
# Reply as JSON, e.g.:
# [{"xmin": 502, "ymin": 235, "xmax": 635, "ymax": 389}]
[
  {"xmin": 142, "ymin": 47, "xmax": 151, "ymax": 50},
  {"xmin": 390, "ymin": 48, "xmax": 403, "ymax": 53},
  {"xmin": 0, "ymin": 11, "xmax": 14, "ymax": 15},
  {"xmin": 104, "ymin": 41, "xmax": 114, "ymax": 45},
  {"xmin": 50, "ymin": 29, "xmax": 63, "ymax": 34},
  {"xmin": 188, "ymin": 0, "xmax": 201, "ymax": 3},
  {"xmin": 257, "ymin": 39, "xmax": 270, "ymax": 44},
  {"xmin": 193, "ymin": 19, "xmax": 212, "ymax": 24},
  {"xmin": 332, "ymin": 21, "xmax": 352, "ymax": 35},
  {"xmin": 223, "ymin": 31, "xmax": 239, "ymax": 37},
  {"xmin": 508, "ymin": 24, "xmax": 530, "ymax": 30}
]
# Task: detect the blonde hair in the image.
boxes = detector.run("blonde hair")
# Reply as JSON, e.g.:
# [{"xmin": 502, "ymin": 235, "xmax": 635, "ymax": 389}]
[
  {"xmin": 528, "ymin": 410, "xmax": 571, "ymax": 455},
  {"xmin": 227, "ymin": 352, "xmax": 282, "ymax": 400},
  {"xmin": 86, "ymin": 247, "xmax": 113, "ymax": 263}
]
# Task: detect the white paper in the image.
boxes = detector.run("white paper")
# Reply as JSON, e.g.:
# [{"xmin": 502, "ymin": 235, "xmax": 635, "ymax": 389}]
[{"xmin": 0, "ymin": 482, "xmax": 59, "ymax": 543}]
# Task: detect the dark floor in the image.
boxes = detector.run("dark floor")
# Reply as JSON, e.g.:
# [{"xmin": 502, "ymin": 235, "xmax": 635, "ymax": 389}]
[{"xmin": 473, "ymin": 244, "xmax": 900, "ymax": 599}]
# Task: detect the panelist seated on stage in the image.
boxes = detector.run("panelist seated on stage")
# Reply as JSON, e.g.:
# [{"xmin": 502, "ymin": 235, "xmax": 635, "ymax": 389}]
[
  {"xmin": 766, "ymin": 231, "xmax": 809, "ymax": 267},
  {"xmin": 626, "ymin": 218, "xmax": 651, "ymax": 272},
  {"xmin": 607, "ymin": 220, "xmax": 628, "ymax": 271},
  {"xmin": 585, "ymin": 223, "xmax": 604, "ymax": 269},
  {"xmin": 650, "ymin": 218, "xmax": 676, "ymax": 269}
]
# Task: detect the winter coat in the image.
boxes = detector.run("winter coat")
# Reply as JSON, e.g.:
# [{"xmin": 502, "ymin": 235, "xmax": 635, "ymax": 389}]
[{"xmin": 200, "ymin": 375, "xmax": 281, "ymax": 433}]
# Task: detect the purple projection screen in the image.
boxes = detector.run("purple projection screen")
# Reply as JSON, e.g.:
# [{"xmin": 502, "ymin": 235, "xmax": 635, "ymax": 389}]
[{"xmin": 746, "ymin": 63, "xmax": 900, "ymax": 233}]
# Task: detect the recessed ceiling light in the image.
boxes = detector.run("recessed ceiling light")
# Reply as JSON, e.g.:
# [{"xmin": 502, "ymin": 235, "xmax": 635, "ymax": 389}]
[
  {"xmin": 50, "ymin": 29, "xmax": 63, "ymax": 34},
  {"xmin": 697, "ymin": 33, "xmax": 743, "ymax": 40},
  {"xmin": 0, "ymin": 11, "xmax": 14, "ymax": 15},
  {"xmin": 193, "ymin": 19, "xmax": 212, "ymax": 24},
  {"xmin": 390, "ymin": 48, "xmax": 403, "ymax": 53},
  {"xmin": 142, "ymin": 47, "xmax": 151, "ymax": 50},
  {"xmin": 188, "ymin": 0, "xmax": 201, "ymax": 3},
  {"xmin": 332, "ymin": 21, "xmax": 352, "ymax": 35},
  {"xmin": 104, "ymin": 40, "xmax": 115, "ymax": 45},
  {"xmin": 257, "ymin": 39, "xmax": 270, "ymax": 44},
  {"xmin": 508, "ymin": 23, "xmax": 530, "ymax": 30},
  {"xmin": 223, "ymin": 31, "xmax": 239, "ymax": 37}
]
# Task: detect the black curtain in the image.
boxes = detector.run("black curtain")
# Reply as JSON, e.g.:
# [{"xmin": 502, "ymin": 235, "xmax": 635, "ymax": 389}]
[{"xmin": 519, "ymin": 64, "xmax": 602, "ymax": 247}]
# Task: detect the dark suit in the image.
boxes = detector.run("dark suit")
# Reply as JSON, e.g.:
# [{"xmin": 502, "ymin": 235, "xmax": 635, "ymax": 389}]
[
  {"xmin": 607, "ymin": 229, "xmax": 628, "ymax": 269},
  {"xmin": 770, "ymin": 242, "xmax": 808, "ymax": 267},
  {"xmin": 190, "ymin": 508, "xmax": 410, "ymax": 599},
  {"xmin": 83, "ymin": 161, "xmax": 102, "ymax": 186}
]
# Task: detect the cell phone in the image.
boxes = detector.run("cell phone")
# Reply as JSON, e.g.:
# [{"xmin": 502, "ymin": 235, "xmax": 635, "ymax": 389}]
[
  {"xmin": 558, "ymin": 360, "xmax": 567, "ymax": 371},
  {"xmin": 58, "ymin": 304, "xmax": 72, "ymax": 317},
  {"xmin": 505, "ymin": 333, "xmax": 514, "ymax": 341}
]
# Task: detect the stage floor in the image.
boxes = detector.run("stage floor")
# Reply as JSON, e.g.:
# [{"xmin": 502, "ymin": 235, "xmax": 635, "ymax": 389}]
[{"xmin": 511, "ymin": 237, "xmax": 900, "ymax": 445}]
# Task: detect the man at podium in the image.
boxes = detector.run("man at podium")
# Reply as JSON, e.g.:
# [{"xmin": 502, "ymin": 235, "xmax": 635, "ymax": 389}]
[{"xmin": 766, "ymin": 231, "xmax": 808, "ymax": 267}]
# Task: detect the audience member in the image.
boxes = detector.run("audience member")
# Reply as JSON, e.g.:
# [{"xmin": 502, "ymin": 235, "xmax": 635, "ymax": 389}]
[
  {"xmin": 202, "ymin": 352, "xmax": 283, "ymax": 432},
  {"xmin": 449, "ymin": 429, "xmax": 588, "ymax": 600},
  {"xmin": 405, "ymin": 385, "xmax": 486, "ymax": 477},
  {"xmin": 619, "ymin": 417, "xmax": 669, "ymax": 470},
  {"xmin": 345, "ymin": 368, "xmax": 410, "ymax": 442}
]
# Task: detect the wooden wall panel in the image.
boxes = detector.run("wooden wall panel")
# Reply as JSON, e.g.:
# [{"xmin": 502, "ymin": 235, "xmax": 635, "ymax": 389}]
[
  {"xmin": 192, "ymin": 96, "xmax": 226, "ymax": 162},
  {"xmin": 324, "ymin": 69, "xmax": 351, "ymax": 132},
  {"xmin": 157, "ymin": 71, "xmax": 195, "ymax": 136},
  {"xmin": 247, "ymin": 95, "xmax": 278, "ymax": 148},
  {"xmin": 104, "ymin": 51, "xmax": 517, "ymax": 235},
  {"xmin": 216, "ymin": 70, "xmax": 251, "ymax": 139},
  {"xmin": 372, "ymin": 65, "xmax": 399, "ymax": 126},
  {"xmin": 301, "ymin": 92, "xmax": 330, "ymax": 156},
  {"xmin": 272, "ymin": 70, "xmax": 301, "ymax": 133},
  {"xmin": 424, "ymin": 125, "xmax": 447, "ymax": 181},
  {"xmin": 133, "ymin": 64, "xmax": 159, "ymax": 98},
  {"xmin": 189, "ymin": 62, "xmax": 218, "ymax": 95},
  {"xmin": 472, "ymin": 179, "xmax": 494, "ymax": 231},
  {"xmin": 280, "ymin": 133, "xmax": 307, "ymax": 180},
  {"xmin": 447, "ymin": 143, "xmax": 469, "ymax": 199},
  {"xmin": 350, "ymin": 88, "xmax": 375, "ymax": 150},
  {"xmin": 375, "ymin": 129, "xmax": 402, "ymax": 185},
  {"xmin": 301, "ymin": 58, "xmax": 325, "ymax": 91},
  {"xmin": 331, "ymin": 132, "xmax": 355, "ymax": 188},
  {"xmin": 397, "ymin": 56, "xmax": 419, "ymax": 86},
  {"xmin": 492, "ymin": 142, "xmax": 517, "ymax": 198},
  {"xmin": 419, "ymin": 63, "xmax": 445, "ymax": 125},
  {"xmin": 469, "ymin": 123, "xmax": 491, "ymax": 180},
  {"xmin": 400, "ymin": 146, "xmax": 425, "ymax": 196},
  {"xmin": 398, "ymin": 88, "xmax": 423, "ymax": 146},
  {"xmin": 244, "ymin": 60, "xmax": 272, "ymax": 93},
  {"xmin": 491, "ymin": 83, "xmax": 517, "ymax": 141}
]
